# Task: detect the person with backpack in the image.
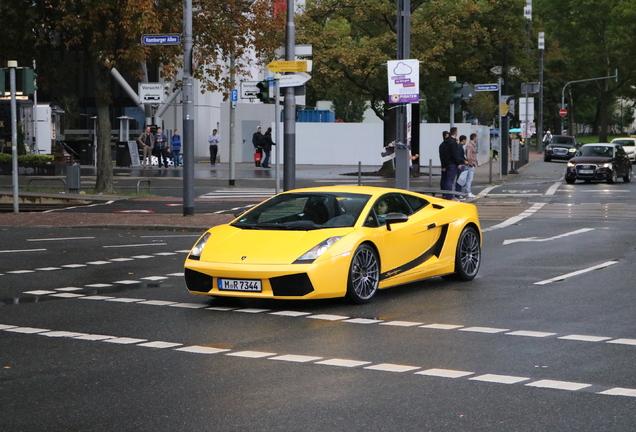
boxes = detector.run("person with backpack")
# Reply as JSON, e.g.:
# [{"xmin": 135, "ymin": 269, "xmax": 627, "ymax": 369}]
[{"xmin": 171, "ymin": 129, "xmax": 182, "ymax": 167}]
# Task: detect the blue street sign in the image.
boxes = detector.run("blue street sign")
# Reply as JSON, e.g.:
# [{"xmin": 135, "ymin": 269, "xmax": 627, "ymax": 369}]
[
  {"xmin": 475, "ymin": 83, "xmax": 500, "ymax": 92},
  {"xmin": 141, "ymin": 34, "xmax": 181, "ymax": 45},
  {"xmin": 231, "ymin": 89, "xmax": 238, "ymax": 102}
]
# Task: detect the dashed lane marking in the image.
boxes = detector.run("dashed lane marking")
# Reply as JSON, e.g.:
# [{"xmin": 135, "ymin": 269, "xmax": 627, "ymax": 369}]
[
  {"xmin": 534, "ymin": 260, "xmax": 618, "ymax": 285},
  {"xmin": 1, "ymin": 323, "xmax": 636, "ymax": 398}
]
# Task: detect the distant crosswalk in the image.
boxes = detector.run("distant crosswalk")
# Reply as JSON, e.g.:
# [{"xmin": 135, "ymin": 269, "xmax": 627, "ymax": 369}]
[{"xmin": 198, "ymin": 189, "xmax": 275, "ymax": 199}]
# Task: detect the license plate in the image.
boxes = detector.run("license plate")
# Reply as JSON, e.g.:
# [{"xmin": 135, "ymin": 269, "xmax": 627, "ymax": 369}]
[
  {"xmin": 578, "ymin": 169, "xmax": 594, "ymax": 174},
  {"xmin": 218, "ymin": 278, "xmax": 262, "ymax": 292}
]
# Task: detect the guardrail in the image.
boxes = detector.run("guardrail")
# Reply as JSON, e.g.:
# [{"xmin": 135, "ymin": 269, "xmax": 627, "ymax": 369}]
[
  {"xmin": 27, "ymin": 177, "xmax": 67, "ymax": 192},
  {"xmin": 136, "ymin": 179, "xmax": 151, "ymax": 194}
]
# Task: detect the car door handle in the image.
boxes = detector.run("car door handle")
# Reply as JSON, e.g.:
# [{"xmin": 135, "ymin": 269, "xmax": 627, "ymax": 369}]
[{"xmin": 427, "ymin": 223, "xmax": 436, "ymax": 230}]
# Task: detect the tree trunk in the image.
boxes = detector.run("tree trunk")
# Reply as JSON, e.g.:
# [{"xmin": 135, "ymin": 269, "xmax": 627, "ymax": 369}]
[
  {"xmin": 91, "ymin": 61, "xmax": 114, "ymax": 193},
  {"xmin": 598, "ymin": 92, "xmax": 610, "ymax": 142}
]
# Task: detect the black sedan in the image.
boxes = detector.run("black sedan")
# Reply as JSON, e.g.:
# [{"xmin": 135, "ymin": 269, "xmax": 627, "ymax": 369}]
[
  {"xmin": 565, "ymin": 143, "xmax": 632, "ymax": 184},
  {"xmin": 544, "ymin": 135, "xmax": 580, "ymax": 162}
]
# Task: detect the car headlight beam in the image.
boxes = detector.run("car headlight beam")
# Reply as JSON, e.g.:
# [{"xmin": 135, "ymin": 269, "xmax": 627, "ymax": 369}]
[
  {"xmin": 294, "ymin": 236, "xmax": 343, "ymax": 264},
  {"xmin": 189, "ymin": 232, "xmax": 210, "ymax": 261}
]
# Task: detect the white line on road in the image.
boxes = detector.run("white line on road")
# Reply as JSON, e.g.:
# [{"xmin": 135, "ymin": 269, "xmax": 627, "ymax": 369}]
[
  {"xmin": 0, "ymin": 248, "xmax": 46, "ymax": 254},
  {"xmin": 545, "ymin": 181, "xmax": 561, "ymax": 196},
  {"xmin": 503, "ymin": 228, "xmax": 594, "ymax": 245},
  {"xmin": 27, "ymin": 237, "xmax": 94, "ymax": 242},
  {"xmin": 103, "ymin": 243, "xmax": 166, "ymax": 248},
  {"xmin": 534, "ymin": 260, "xmax": 618, "ymax": 285},
  {"xmin": 482, "ymin": 203, "xmax": 546, "ymax": 232}
]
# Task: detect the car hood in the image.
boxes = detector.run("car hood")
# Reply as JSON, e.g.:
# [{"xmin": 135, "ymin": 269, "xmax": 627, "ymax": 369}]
[
  {"xmin": 199, "ymin": 225, "xmax": 355, "ymax": 264},
  {"xmin": 569, "ymin": 156, "xmax": 612, "ymax": 164}
]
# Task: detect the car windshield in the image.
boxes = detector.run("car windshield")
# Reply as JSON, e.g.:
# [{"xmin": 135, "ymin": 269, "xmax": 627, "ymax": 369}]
[
  {"xmin": 577, "ymin": 146, "xmax": 614, "ymax": 157},
  {"xmin": 551, "ymin": 136, "xmax": 575, "ymax": 144},
  {"xmin": 232, "ymin": 192, "xmax": 371, "ymax": 230}
]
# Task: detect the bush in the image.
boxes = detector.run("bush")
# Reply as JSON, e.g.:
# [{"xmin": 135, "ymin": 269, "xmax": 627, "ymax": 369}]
[{"xmin": 0, "ymin": 154, "xmax": 55, "ymax": 165}]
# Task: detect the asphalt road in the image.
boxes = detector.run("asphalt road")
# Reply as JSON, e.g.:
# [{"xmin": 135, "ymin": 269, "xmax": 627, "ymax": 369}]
[{"xmin": 1, "ymin": 159, "xmax": 636, "ymax": 431}]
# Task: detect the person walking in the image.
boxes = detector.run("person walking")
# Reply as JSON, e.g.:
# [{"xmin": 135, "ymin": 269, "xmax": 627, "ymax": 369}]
[
  {"xmin": 208, "ymin": 129, "xmax": 220, "ymax": 166},
  {"xmin": 252, "ymin": 126, "xmax": 263, "ymax": 167},
  {"xmin": 137, "ymin": 126, "xmax": 155, "ymax": 167},
  {"xmin": 154, "ymin": 127, "xmax": 170, "ymax": 168},
  {"xmin": 440, "ymin": 127, "xmax": 463, "ymax": 200},
  {"xmin": 464, "ymin": 133, "xmax": 479, "ymax": 198},
  {"xmin": 259, "ymin": 127, "xmax": 274, "ymax": 168},
  {"xmin": 438, "ymin": 131, "xmax": 449, "ymax": 190},
  {"xmin": 171, "ymin": 129, "xmax": 182, "ymax": 167}
]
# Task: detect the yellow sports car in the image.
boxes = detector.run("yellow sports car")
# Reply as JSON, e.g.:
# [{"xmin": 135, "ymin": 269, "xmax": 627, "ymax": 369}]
[{"xmin": 184, "ymin": 186, "xmax": 481, "ymax": 303}]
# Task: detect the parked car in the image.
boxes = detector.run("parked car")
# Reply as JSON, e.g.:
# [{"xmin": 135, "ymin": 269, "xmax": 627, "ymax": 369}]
[
  {"xmin": 609, "ymin": 137, "xmax": 636, "ymax": 162},
  {"xmin": 184, "ymin": 186, "xmax": 482, "ymax": 304},
  {"xmin": 544, "ymin": 135, "xmax": 581, "ymax": 162},
  {"xmin": 565, "ymin": 143, "xmax": 632, "ymax": 184}
]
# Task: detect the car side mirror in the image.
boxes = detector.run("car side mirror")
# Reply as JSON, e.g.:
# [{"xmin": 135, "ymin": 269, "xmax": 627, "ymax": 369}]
[{"xmin": 385, "ymin": 212, "xmax": 408, "ymax": 231}]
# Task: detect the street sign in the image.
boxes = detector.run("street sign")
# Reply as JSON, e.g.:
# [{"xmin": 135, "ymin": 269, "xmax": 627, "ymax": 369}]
[
  {"xmin": 240, "ymin": 81, "xmax": 259, "ymax": 99},
  {"xmin": 231, "ymin": 89, "xmax": 238, "ymax": 102},
  {"xmin": 267, "ymin": 61, "xmax": 309, "ymax": 72},
  {"xmin": 141, "ymin": 34, "xmax": 181, "ymax": 45},
  {"xmin": 460, "ymin": 83, "xmax": 474, "ymax": 100},
  {"xmin": 138, "ymin": 83, "xmax": 164, "ymax": 104},
  {"xmin": 559, "ymin": 108, "xmax": 568, "ymax": 117},
  {"xmin": 475, "ymin": 83, "xmax": 500, "ymax": 92},
  {"xmin": 278, "ymin": 72, "xmax": 311, "ymax": 88}
]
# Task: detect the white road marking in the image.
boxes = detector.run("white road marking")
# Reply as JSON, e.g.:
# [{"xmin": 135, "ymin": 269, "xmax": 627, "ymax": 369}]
[
  {"xmin": 137, "ymin": 341, "xmax": 183, "ymax": 349},
  {"xmin": 35, "ymin": 267, "xmax": 62, "ymax": 271},
  {"xmin": 85, "ymin": 284, "xmax": 112, "ymax": 288},
  {"xmin": 558, "ymin": 335, "xmax": 612, "ymax": 342},
  {"xmin": 506, "ymin": 330, "xmax": 557, "ymax": 338},
  {"xmin": 365, "ymin": 363, "xmax": 420, "ymax": 373},
  {"xmin": 50, "ymin": 293, "xmax": 85, "ymax": 298},
  {"xmin": 606, "ymin": 338, "xmax": 636, "ymax": 346},
  {"xmin": 545, "ymin": 182, "xmax": 561, "ymax": 196},
  {"xmin": 28, "ymin": 237, "xmax": 94, "ymax": 242},
  {"xmin": 206, "ymin": 306, "xmax": 238, "ymax": 311},
  {"xmin": 87, "ymin": 261, "xmax": 111, "ymax": 265},
  {"xmin": 40, "ymin": 331, "xmax": 87, "ymax": 338},
  {"xmin": 478, "ymin": 186, "xmax": 499, "ymax": 197},
  {"xmin": 460, "ymin": 327, "xmax": 509, "ymax": 334},
  {"xmin": 344, "ymin": 318, "xmax": 384, "ymax": 324},
  {"xmin": 73, "ymin": 334, "xmax": 115, "ymax": 341},
  {"xmin": 420, "ymin": 324, "xmax": 464, "ymax": 330},
  {"xmin": 503, "ymin": 228, "xmax": 595, "ymax": 245},
  {"xmin": 226, "ymin": 351, "xmax": 276, "ymax": 358},
  {"xmin": 23, "ymin": 290, "xmax": 56, "ymax": 295},
  {"xmin": 79, "ymin": 296, "xmax": 116, "ymax": 301},
  {"xmin": 270, "ymin": 354, "xmax": 323, "ymax": 363},
  {"xmin": 534, "ymin": 260, "xmax": 618, "ymax": 285},
  {"xmin": 308, "ymin": 314, "xmax": 349, "ymax": 321},
  {"xmin": 7, "ymin": 270, "xmax": 35, "ymax": 274},
  {"xmin": 154, "ymin": 252, "xmax": 177, "ymax": 256},
  {"xmin": 109, "ymin": 258, "xmax": 134, "ymax": 262},
  {"xmin": 55, "ymin": 287, "xmax": 83, "ymax": 292},
  {"xmin": 141, "ymin": 276, "xmax": 168, "ymax": 281},
  {"xmin": 470, "ymin": 374, "xmax": 530, "ymax": 384},
  {"xmin": 61, "ymin": 264, "xmax": 87, "ymax": 268},
  {"xmin": 416, "ymin": 368, "xmax": 474, "ymax": 379},
  {"xmin": 139, "ymin": 300, "xmax": 178, "ymax": 306},
  {"xmin": 113, "ymin": 280, "xmax": 139, "ymax": 285},
  {"xmin": 103, "ymin": 337, "xmax": 147, "ymax": 344},
  {"xmin": 169, "ymin": 303, "xmax": 208, "ymax": 309},
  {"xmin": 315, "ymin": 358, "xmax": 371, "ymax": 368},
  {"xmin": 175, "ymin": 346, "xmax": 230, "ymax": 354},
  {"xmin": 380, "ymin": 321, "xmax": 423, "ymax": 327},
  {"xmin": 526, "ymin": 380, "xmax": 591, "ymax": 391},
  {"xmin": 598, "ymin": 388, "xmax": 636, "ymax": 397},
  {"xmin": 5, "ymin": 327, "xmax": 49, "ymax": 334},
  {"xmin": 131, "ymin": 255, "xmax": 155, "ymax": 259},
  {"xmin": 482, "ymin": 203, "xmax": 546, "ymax": 232},
  {"xmin": 104, "ymin": 298, "xmax": 145, "ymax": 303},
  {"xmin": 270, "ymin": 311, "xmax": 312, "ymax": 317},
  {"xmin": 0, "ymin": 249, "xmax": 46, "ymax": 254},
  {"xmin": 235, "ymin": 308, "xmax": 271, "ymax": 314}
]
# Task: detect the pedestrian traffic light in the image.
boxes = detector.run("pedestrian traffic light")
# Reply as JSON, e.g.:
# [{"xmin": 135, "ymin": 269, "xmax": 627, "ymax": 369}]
[
  {"xmin": 256, "ymin": 80, "xmax": 270, "ymax": 103},
  {"xmin": 447, "ymin": 80, "xmax": 463, "ymax": 104},
  {"xmin": 21, "ymin": 67, "xmax": 36, "ymax": 95}
]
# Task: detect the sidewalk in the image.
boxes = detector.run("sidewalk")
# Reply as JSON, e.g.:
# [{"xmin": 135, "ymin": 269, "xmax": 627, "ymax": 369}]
[{"xmin": 0, "ymin": 151, "xmax": 544, "ymax": 229}]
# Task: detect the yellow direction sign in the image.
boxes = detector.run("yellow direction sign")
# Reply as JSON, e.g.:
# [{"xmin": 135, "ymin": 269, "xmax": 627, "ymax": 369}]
[{"xmin": 267, "ymin": 61, "xmax": 308, "ymax": 73}]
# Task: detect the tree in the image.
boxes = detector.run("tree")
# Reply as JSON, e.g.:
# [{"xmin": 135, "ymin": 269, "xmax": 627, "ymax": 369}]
[{"xmin": 0, "ymin": 0, "xmax": 285, "ymax": 193}]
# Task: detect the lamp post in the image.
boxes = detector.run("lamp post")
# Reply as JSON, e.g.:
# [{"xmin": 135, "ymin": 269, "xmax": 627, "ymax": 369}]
[
  {"xmin": 182, "ymin": 0, "xmax": 195, "ymax": 216},
  {"xmin": 394, "ymin": 0, "xmax": 411, "ymax": 191},
  {"xmin": 537, "ymin": 32, "xmax": 545, "ymax": 153}
]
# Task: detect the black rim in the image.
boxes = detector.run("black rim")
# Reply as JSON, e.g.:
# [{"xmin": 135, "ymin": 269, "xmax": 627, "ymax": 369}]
[
  {"xmin": 459, "ymin": 230, "xmax": 480, "ymax": 277},
  {"xmin": 351, "ymin": 248, "xmax": 379, "ymax": 300}
]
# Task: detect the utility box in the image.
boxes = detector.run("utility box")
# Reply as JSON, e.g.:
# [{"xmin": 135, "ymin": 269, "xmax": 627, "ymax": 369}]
[{"xmin": 66, "ymin": 164, "xmax": 81, "ymax": 192}]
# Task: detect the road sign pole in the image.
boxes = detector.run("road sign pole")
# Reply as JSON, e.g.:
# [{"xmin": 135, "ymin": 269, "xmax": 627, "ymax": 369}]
[
  {"xmin": 8, "ymin": 61, "xmax": 19, "ymax": 214},
  {"xmin": 182, "ymin": 0, "xmax": 195, "ymax": 216},
  {"xmin": 283, "ymin": 0, "xmax": 296, "ymax": 191},
  {"xmin": 274, "ymin": 74, "xmax": 281, "ymax": 194},
  {"xmin": 229, "ymin": 52, "xmax": 236, "ymax": 187}
]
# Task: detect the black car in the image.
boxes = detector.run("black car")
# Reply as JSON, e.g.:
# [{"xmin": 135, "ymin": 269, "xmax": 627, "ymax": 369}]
[
  {"xmin": 565, "ymin": 143, "xmax": 632, "ymax": 184},
  {"xmin": 544, "ymin": 135, "xmax": 581, "ymax": 161}
]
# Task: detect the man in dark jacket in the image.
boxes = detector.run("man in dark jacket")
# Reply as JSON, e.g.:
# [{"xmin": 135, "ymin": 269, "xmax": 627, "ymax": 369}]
[
  {"xmin": 439, "ymin": 127, "xmax": 463, "ymax": 200},
  {"xmin": 438, "ymin": 131, "xmax": 449, "ymax": 190},
  {"xmin": 252, "ymin": 126, "xmax": 263, "ymax": 167},
  {"xmin": 260, "ymin": 127, "xmax": 275, "ymax": 168}
]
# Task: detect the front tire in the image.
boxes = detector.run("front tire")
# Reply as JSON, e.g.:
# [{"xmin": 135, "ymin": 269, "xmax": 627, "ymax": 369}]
[
  {"xmin": 455, "ymin": 226, "xmax": 481, "ymax": 281},
  {"xmin": 607, "ymin": 169, "xmax": 617, "ymax": 184},
  {"xmin": 565, "ymin": 178, "xmax": 576, "ymax": 184},
  {"xmin": 346, "ymin": 244, "xmax": 379, "ymax": 304},
  {"xmin": 623, "ymin": 167, "xmax": 632, "ymax": 183}
]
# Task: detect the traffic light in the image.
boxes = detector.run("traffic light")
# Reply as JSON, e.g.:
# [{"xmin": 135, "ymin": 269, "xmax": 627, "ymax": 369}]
[
  {"xmin": 447, "ymin": 80, "xmax": 463, "ymax": 104},
  {"xmin": 256, "ymin": 80, "xmax": 270, "ymax": 103},
  {"xmin": 0, "ymin": 70, "xmax": 4, "ymax": 95},
  {"xmin": 21, "ymin": 67, "xmax": 36, "ymax": 95}
]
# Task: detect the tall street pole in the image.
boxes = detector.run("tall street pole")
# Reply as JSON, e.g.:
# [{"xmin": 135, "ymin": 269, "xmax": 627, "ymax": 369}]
[
  {"xmin": 9, "ymin": 61, "xmax": 19, "ymax": 214},
  {"xmin": 229, "ymin": 53, "xmax": 236, "ymax": 186},
  {"xmin": 537, "ymin": 32, "xmax": 545, "ymax": 153},
  {"xmin": 283, "ymin": 0, "xmax": 296, "ymax": 191},
  {"xmin": 395, "ymin": 0, "xmax": 410, "ymax": 191},
  {"xmin": 182, "ymin": 0, "xmax": 195, "ymax": 216}
]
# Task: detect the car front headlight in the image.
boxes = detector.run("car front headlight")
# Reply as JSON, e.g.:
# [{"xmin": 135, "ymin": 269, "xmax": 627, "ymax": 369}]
[
  {"xmin": 568, "ymin": 148, "xmax": 576, "ymax": 152},
  {"xmin": 189, "ymin": 232, "xmax": 210, "ymax": 261},
  {"xmin": 294, "ymin": 236, "xmax": 343, "ymax": 264},
  {"xmin": 567, "ymin": 162, "xmax": 575, "ymax": 168},
  {"xmin": 602, "ymin": 162, "xmax": 612, "ymax": 168}
]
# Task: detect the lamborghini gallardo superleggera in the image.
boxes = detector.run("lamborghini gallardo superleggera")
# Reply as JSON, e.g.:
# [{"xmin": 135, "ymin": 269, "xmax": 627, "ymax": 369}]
[{"xmin": 184, "ymin": 186, "xmax": 481, "ymax": 303}]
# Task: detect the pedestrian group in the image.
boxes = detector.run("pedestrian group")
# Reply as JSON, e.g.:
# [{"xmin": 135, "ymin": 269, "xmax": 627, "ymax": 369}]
[{"xmin": 439, "ymin": 127, "xmax": 478, "ymax": 201}]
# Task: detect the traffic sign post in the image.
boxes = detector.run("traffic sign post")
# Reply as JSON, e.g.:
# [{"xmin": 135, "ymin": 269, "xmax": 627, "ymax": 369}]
[
  {"xmin": 475, "ymin": 83, "xmax": 500, "ymax": 92},
  {"xmin": 277, "ymin": 72, "xmax": 311, "ymax": 88},
  {"xmin": 138, "ymin": 83, "xmax": 164, "ymax": 104},
  {"xmin": 141, "ymin": 34, "xmax": 181, "ymax": 45},
  {"xmin": 559, "ymin": 108, "xmax": 567, "ymax": 117}
]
